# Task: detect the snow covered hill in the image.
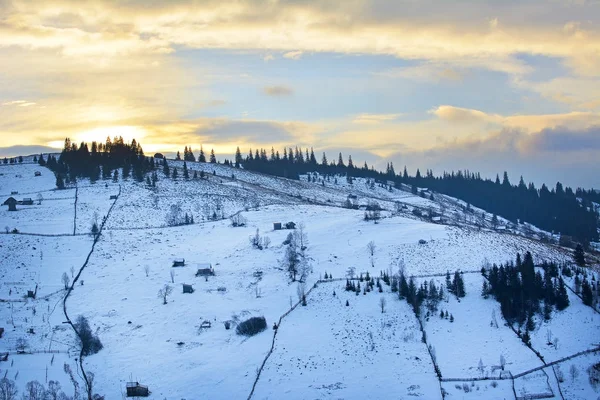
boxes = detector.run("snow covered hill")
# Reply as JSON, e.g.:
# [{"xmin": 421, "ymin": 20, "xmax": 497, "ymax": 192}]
[{"xmin": 1, "ymin": 159, "xmax": 599, "ymax": 399}]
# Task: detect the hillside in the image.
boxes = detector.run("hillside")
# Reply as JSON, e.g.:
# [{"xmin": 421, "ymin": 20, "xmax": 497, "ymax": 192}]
[{"xmin": 1, "ymin": 159, "xmax": 599, "ymax": 400}]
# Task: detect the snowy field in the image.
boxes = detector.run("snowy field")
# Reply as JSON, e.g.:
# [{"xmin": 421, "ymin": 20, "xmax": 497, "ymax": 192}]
[
  {"xmin": 253, "ymin": 284, "xmax": 441, "ymax": 400},
  {"xmin": 1, "ymin": 160, "xmax": 598, "ymax": 399},
  {"xmin": 419, "ymin": 274, "xmax": 543, "ymax": 379}
]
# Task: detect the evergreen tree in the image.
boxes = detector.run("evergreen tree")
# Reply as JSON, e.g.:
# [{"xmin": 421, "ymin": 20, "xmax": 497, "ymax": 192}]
[
  {"xmin": 210, "ymin": 149, "xmax": 217, "ymax": 163},
  {"xmin": 112, "ymin": 169, "xmax": 119, "ymax": 182},
  {"xmin": 163, "ymin": 159, "xmax": 170, "ymax": 177},
  {"xmin": 55, "ymin": 173, "xmax": 65, "ymax": 189},
  {"xmin": 199, "ymin": 146, "xmax": 206, "ymax": 162},
  {"xmin": 581, "ymin": 279, "xmax": 593, "ymax": 306},
  {"xmin": 183, "ymin": 162, "xmax": 189, "ymax": 179},
  {"xmin": 574, "ymin": 244, "xmax": 586, "ymax": 267},
  {"xmin": 172, "ymin": 167, "xmax": 178, "ymax": 180},
  {"xmin": 235, "ymin": 147, "xmax": 242, "ymax": 168},
  {"xmin": 556, "ymin": 278, "xmax": 570, "ymax": 311}
]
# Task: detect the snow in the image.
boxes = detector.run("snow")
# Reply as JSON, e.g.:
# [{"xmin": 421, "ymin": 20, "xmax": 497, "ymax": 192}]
[{"xmin": 1, "ymin": 160, "xmax": 598, "ymax": 399}]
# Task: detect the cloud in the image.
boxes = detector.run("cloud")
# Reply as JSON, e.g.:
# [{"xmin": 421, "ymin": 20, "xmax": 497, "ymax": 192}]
[
  {"xmin": 352, "ymin": 113, "xmax": 402, "ymax": 124},
  {"xmin": 523, "ymin": 125, "xmax": 600, "ymax": 152},
  {"xmin": 2, "ymin": 100, "xmax": 36, "ymax": 107},
  {"xmin": 263, "ymin": 85, "xmax": 293, "ymax": 96},
  {"xmin": 263, "ymin": 54, "xmax": 275, "ymax": 62},
  {"xmin": 283, "ymin": 51, "xmax": 303, "ymax": 60},
  {"xmin": 431, "ymin": 106, "xmax": 499, "ymax": 124}
]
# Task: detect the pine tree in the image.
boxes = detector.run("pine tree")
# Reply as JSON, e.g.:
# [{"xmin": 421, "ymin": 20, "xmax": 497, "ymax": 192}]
[
  {"xmin": 581, "ymin": 279, "xmax": 593, "ymax": 306},
  {"xmin": 199, "ymin": 146, "xmax": 206, "ymax": 162},
  {"xmin": 183, "ymin": 162, "xmax": 189, "ymax": 179},
  {"xmin": 235, "ymin": 147, "xmax": 242, "ymax": 168},
  {"xmin": 176, "ymin": 151, "xmax": 181, "ymax": 161},
  {"xmin": 556, "ymin": 277, "xmax": 570, "ymax": 310},
  {"xmin": 210, "ymin": 149, "xmax": 216, "ymax": 163},
  {"xmin": 163, "ymin": 159, "xmax": 170, "ymax": 177},
  {"xmin": 55, "ymin": 173, "xmax": 65, "ymax": 189},
  {"xmin": 574, "ymin": 244, "xmax": 586, "ymax": 267},
  {"xmin": 172, "ymin": 167, "xmax": 178, "ymax": 180}
]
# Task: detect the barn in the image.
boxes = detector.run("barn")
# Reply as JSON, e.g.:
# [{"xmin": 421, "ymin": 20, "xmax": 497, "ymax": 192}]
[
  {"xmin": 172, "ymin": 258, "xmax": 186, "ymax": 267},
  {"xmin": 3, "ymin": 197, "xmax": 17, "ymax": 211},
  {"xmin": 126, "ymin": 382, "xmax": 149, "ymax": 397},
  {"xmin": 273, "ymin": 222, "xmax": 282, "ymax": 230},
  {"xmin": 195, "ymin": 263, "xmax": 214, "ymax": 277}
]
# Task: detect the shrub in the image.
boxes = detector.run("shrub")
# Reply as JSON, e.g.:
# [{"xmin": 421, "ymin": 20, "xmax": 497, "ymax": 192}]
[
  {"xmin": 74, "ymin": 316, "xmax": 103, "ymax": 356},
  {"xmin": 236, "ymin": 316, "xmax": 267, "ymax": 336}
]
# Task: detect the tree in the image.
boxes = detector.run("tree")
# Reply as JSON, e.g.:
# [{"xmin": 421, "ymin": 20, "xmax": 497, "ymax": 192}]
[
  {"xmin": 55, "ymin": 173, "xmax": 65, "ymax": 189},
  {"xmin": 170, "ymin": 269, "xmax": 175, "ymax": 283},
  {"xmin": 210, "ymin": 149, "xmax": 216, "ymax": 163},
  {"xmin": 500, "ymin": 354, "xmax": 506, "ymax": 370},
  {"xmin": 574, "ymin": 244, "xmax": 586, "ymax": 267},
  {"xmin": 570, "ymin": 364, "xmax": 579, "ymax": 382},
  {"xmin": 166, "ymin": 204, "xmax": 183, "ymax": 226},
  {"xmin": 36, "ymin": 193, "xmax": 43, "ymax": 205},
  {"xmin": 61, "ymin": 272, "xmax": 69, "ymax": 290},
  {"xmin": 18, "ymin": 156, "xmax": 23, "ymax": 163},
  {"xmin": 183, "ymin": 161, "xmax": 189, "ymax": 179},
  {"xmin": 144, "ymin": 265, "xmax": 150, "ymax": 277},
  {"xmin": 74, "ymin": 315, "xmax": 103, "ymax": 356},
  {"xmin": 172, "ymin": 167, "xmax": 178, "ymax": 179},
  {"xmin": 235, "ymin": 147, "xmax": 242, "ymax": 168},
  {"xmin": 0, "ymin": 378, "xmax": 18, "ymax": 400},
  {"xmin": 91, "ymin": 222, "xmax": 99, "ymax": 238},
  {"xmin": 46, "ymin": 380, "xmax": 64, "ymax": 400},
  {"xmin": 379, "ymin": 297, "xmax": 386, "ymax": 313},
  {"xmin": 581, "ymin": 279, "xmax": 593, "ymax": 306},
  {"xmin": 478, "ymin": 358, "xmax": 484, "ymax": 375},
  {"xmin": 367, "ymin": 241, "xmax": 376, "ymax": 268},
  {"xmin": 198, "ymin": 146, "xmax": 206, "ymax": 163},
  {"xmin": 158, "ymin": 284, "xmax": 173, "ymax": 305},
  {"xmin": 556, "ymin": 278, "xmax": 570, "ymax": 310},
  {"xmin": 22, "ymin": 381, "xmax": 46, "ymax": 400}
]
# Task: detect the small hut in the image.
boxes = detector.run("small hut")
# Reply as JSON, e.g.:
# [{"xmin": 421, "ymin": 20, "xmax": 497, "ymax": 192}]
[
  {"xmin": 195, "ymin": 263, "xmax": 214, "ymax": 277},
  {"xmin": 21, "ymin": 198, "xmax": 33, "ymax": 205},
  {"xmin": 34, "ymin": 171, "xmax": 41, "ymax": 177},
  {"xmin": 285, "ymin": 221, "xmax": 296, "ymax": 229},
  {"xmin": 110, "ymin": 195, "xmax": 117, "ymax": 200},
  {"xmin": 126, "ymin": 382, "xmax": 149, "ymax": 397},
  {"xmin": 3, "ymin": 197, "xmax": 17, "ymax": 211},
  {"xmin": 172, "ymin": 258, "xmax": 185, "ymax": 267},
  {"xmin": 200, "ymin": 320, "xmax": 212, "ymax": 329},
  {"xmin": 182, "ymin": 284, "xmax": 194, "ymax": 294},
  {"xmin": 273, "ymin": 222, "xmax": 282, "ymax": 230}
]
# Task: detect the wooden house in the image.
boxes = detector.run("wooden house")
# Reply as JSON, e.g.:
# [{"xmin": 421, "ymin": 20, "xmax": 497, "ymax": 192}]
[
  {"xmin": 34, "ymin": 171, "xmax": 41, "ymax": 177},
  {"xmin": 273, "ymin": 222, "xmax": 282, "ymax": 230},
  {"xmin": 172, "ymin": 258, "xmax": 185, "ymax": 267},
  {"xmin": 126, "ymin": 382, "xmax": 149, "ymax": 397},
  {"xmin": 285, "ymin": 221, "xmax": 296, "ymax": 229},
  {"xmin": 110, "ymin": 195, "xmax": 117, "ymax": 200},
  {"xmin": 182, "ymin": 284, "xmax": 194, "ymax": 294},
  {"xmin": 21, "ymin": 198, "xmax": 34, "ymax": 205},
  {"xmin": 195, "ymin": 263, "xmax": 214, "ymax": 277},
  {"xmin": 3, "ymin": 197, "xmax": 17, "ymax": 211}
]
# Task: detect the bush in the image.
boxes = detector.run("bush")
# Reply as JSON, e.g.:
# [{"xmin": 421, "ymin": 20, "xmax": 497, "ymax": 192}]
[
  {"xmin": 236, "ymin": 316, "xmax": 267, "ymax": 336},
  {"xmin": 75, "ymin": 315, "xmax": 103, "ymax": 356}
]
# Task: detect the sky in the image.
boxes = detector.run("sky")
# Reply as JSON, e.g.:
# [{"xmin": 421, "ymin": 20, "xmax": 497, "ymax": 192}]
[{"xmin": 0, "ymin": 0, "xmax": 599, "ymax": 189}]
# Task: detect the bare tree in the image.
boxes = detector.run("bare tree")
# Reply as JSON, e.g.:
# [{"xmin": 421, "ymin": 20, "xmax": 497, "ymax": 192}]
[
  {"xmin": 158, "ymin": 284, "xmax": 173, "ymax": 305},
  {"xmin": 379, "ymin": 297, "xmax": 386, "ymax": 313},
  {"xmin": 297, "ymin": 223, "xmax": 308, "ymax": 251},
  {"xmin": 0, "ymin": 378, "xmax": 18, "ymax": 400},
  {"xmin": 23, "ymin": 380, "xmax": 46, "ymax": 400},
  {"xmin": 144, "ymin": 265, "xmax": 150, "ymax": 277},
  {"xmin": 346, "ymin": 266, "xmax": 356, "ymax": 279},
  {"xmin": 170, "ymin": 269, "xmax": 175, "ymax": 283},
  {"xmin": 570, "ymin": 364, "xmax": 579, "ymax": 382},
  {"xmin": 478, "ymin": 359, "xmax": 484, "ymax": 375},
  {"xmin": 367, "ymin": 241, "xmax": 376, "ymax": 268},
  {"xmin": 46, "ymin": 380, "xmax": 63, "ymax": 400},
  {"xmin": 61, "ymin": 272, "xmax": 69, "ymax": 290},
  {"xmin": 297, "ymin": 282, "xmax": 307, "ymax": 306},
  {"xmin": 249, "ymin": 228, "xmax": 263, "ymax": 249},
  {"xmin": 166, "ymin": 203, "xmax": 183, "ymax": 226},
  {"xmin": 263, "ymin": 236, "xmax": 271, "ymax": 249}
]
